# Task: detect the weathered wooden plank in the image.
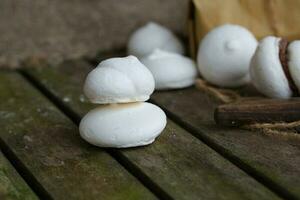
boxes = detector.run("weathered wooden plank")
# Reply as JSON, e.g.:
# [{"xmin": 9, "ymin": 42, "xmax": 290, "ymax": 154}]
[
  {"xmin": 0, "ymin": 71, "xmax": 156, "ymax": 200},
  {"xmin": 0, "ymin": 151, "xmax": 38, "ymax": 200},
  {"xmin": 93, "ymin": 51, "xmax": 299, "ymax": 197},
  {"xmin": 24, "ymin": 60, "xmax": 281, "ymax": 200},
  {"xmin": 151, "ymin": 88, "xmax": 300, "ymax": 199}
]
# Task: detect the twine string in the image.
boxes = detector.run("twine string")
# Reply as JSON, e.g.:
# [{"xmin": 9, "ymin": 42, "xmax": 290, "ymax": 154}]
[
  {"xmin": 195, "ymin": 78, "xmax": 240, "ymax": 103},
  {"xmin": 194, "ymin": 78, "xmax": 300, "ymax": 137}
]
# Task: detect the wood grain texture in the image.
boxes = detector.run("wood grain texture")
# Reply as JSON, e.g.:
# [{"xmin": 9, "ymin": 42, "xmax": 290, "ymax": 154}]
[
  {"xmin": 215, "ymin": 98, "xmax": 300, "ymax": 126},
  {"xmin": 0, "ymin": 151, "xmax": 37, "ymax": 200},
  {"xmin": 24, "ymin": 60, "xmax": 281, "ymax": 200},
  {"xmin": 151, "ymin": 87, "xmax": 300, "ymax": 199},
  {"xmin": 0, "ymin": 71, "xmax": 156, "ymax": 200}
]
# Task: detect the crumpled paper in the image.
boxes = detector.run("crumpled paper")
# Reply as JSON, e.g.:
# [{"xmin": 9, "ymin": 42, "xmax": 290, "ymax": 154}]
[{"xmin": 189, "ymin": 0, "xmax": 300, "ymax": 58}]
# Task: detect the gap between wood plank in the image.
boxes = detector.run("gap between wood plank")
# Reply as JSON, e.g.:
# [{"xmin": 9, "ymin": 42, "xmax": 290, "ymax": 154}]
[
  {"xmin": 89, "ymin": 55, "xmax": 297, "ymax": 200},
  {"xmin": 20, "ymin": 64, "xmax": 296, "ymax": 200},
  {"xmin": 89, "ymin": 56, "xmax": 296, "ymax": 200},
  {"xmin": 0, "ymin": 70, "xmax": 53, "ymax": 200},
  {"xmin": 149, "ymin": 98, "xmax": 298, "ymax": 200},
  {"xmin": 19, "ymin": 69, "xmax": 173, "ymax": 200},
  {"xmin": 0, "ymin": 136, "xmax": 53, "ymax": 200}
]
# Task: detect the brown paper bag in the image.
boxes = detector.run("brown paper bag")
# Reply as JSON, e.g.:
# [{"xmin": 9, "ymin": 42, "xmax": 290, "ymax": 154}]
[{"xmin": 189, "ymin": 0, "xmax": 300, "ymax": 58}]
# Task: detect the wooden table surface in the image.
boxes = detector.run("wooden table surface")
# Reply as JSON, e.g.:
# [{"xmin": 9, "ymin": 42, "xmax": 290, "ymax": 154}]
[{"xmin": 0, "ymin": 52, "xmax": 299, "ymax": 200}]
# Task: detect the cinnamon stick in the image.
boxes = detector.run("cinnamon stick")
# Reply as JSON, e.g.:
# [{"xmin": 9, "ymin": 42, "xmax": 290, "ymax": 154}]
[{"xmin": 214, "ymin": 98, "xmax": 300, "ymax": 126}]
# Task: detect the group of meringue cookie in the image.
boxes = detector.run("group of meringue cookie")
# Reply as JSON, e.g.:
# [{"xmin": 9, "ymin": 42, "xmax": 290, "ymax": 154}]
[
  {"xmin": 79, "ymin": 22, "xmax": 198, "ymax": 148},
  {"xmin": 128, "ymin": 22, "xmax": 198, "ymax": 90},
  {"xmin": 197, "ymin": 24, "xmax": 300, "ymax": 99},
  {"xmin": 79, "ymin": 21, "xmax": 300, "ymax": 148}
]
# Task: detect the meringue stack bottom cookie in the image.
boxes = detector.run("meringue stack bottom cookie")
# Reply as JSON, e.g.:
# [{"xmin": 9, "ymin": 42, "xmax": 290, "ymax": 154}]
[{"xmin": 79, "ymin": 102, "xmax": 167, "ymax": 148}]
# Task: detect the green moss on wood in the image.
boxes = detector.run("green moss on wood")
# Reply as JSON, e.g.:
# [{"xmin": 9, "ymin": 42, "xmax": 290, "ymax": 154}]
[
  {"xmin": 0, "ymin": 71, "xmax": 156, "ymax": 200},
  {"xmin": 0, "ymin": 151, "xmax": 38, "ymax": 200}
]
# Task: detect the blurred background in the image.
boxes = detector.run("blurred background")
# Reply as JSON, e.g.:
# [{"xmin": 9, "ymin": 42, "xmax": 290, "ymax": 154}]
[{"xmin": 0, "ymin": 0, "xmax": 189, "ymax": 68}]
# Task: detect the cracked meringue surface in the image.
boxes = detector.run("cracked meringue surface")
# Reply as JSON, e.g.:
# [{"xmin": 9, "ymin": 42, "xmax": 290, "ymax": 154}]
[{"xmin": 83, "ymin": 55, "xmax": 155, "ymax": 104}]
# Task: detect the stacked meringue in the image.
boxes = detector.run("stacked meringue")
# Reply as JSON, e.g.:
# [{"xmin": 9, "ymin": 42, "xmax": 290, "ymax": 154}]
[
  {"xmin": 79, "ymin": 56, "xmax": 167, "ymax": 148},
  {"xmin": 128, "ymin": 22, "xmax": 198, "ymax": 90}
]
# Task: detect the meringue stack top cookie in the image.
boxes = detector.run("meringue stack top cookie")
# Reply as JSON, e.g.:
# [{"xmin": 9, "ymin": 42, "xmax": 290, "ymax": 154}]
[
  {"xmin": 80, "ymin": 55, "xmax": 167, "ymax": 148},
  {"xmin": 83, "ymin": 56, "xmax": 155, "ymax": 104},
  {"xmin": 127, "ymin": 22, "xmax": 184, "ymax": 58},
  {"xmin": 141, "ymin": 49, "xmax": 197, "ymax": 90}
]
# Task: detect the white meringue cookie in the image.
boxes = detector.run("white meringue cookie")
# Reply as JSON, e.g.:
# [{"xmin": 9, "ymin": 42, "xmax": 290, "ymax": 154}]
[
  {"xmin": 127, "ymin": 22, "xmax": 184, "ymax": 58},
  {"xmin": 250, "ymin": 36, "xmax": 292, "ymax": 99},
  {"xmin": 83, "ymin": 55, "xmax": 155, "ymax": 104},
  {"xmin": 141, "ymin": 49, "xmax": 197, "ymax": 90},
  {"xmin": 288, "ymin": 41, "xmax": 300, "ymax": 92},
  {"xmin": 79, "ymin": 102, "xmax": 167, "ymax": 148},
  {"xmin": 197, "ymin": 24, "xmax": 257, "ymax": 87}
]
